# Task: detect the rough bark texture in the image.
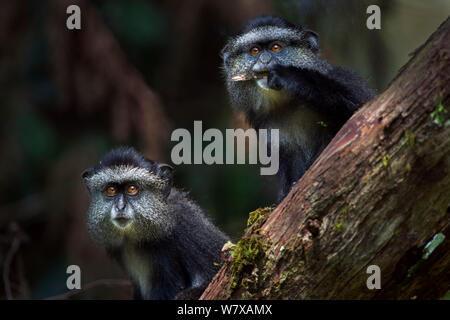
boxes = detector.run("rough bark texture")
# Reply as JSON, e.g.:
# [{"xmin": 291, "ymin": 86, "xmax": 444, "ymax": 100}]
[{"xmin": 201, "ymin": 18, "xmax": 450, "ymax": 300}]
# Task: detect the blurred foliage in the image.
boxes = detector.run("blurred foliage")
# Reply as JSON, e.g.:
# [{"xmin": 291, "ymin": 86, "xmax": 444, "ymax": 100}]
[{"xmin": 0, "ymin": 0, "xmax": 449, "ymax": 299}]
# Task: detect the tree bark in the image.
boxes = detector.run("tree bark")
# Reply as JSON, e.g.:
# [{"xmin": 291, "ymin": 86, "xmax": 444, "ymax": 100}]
[{"xmin": 201, "ymin": 17, "xmax": 450, "ymax": 300}]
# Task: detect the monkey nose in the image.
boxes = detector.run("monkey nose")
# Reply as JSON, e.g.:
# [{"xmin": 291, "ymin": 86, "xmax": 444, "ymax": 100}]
[
  {"xmin": 259, "ymin": 52, "xmax": 272, "ymax": 65},
  {"xmin": 115, "ymin": 194, "xmax": 126, "ymax": 211}
]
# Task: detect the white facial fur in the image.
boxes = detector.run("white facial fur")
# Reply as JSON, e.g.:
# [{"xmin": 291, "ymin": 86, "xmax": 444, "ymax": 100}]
[
  {"xmin": 229, "ymin": 26, "xmax": 304, "ymax": 51},
  {"xmin": 84, "ymin": 165, "xmax": 175, "ymax": 246},
  {"xmin": 84, "ymin": 165, "xmax": 166, "ymax": 192}
]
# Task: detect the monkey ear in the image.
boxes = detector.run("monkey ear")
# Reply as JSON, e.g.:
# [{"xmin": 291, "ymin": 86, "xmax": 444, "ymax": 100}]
[
  {"xmin": 82, "ymin": 168, "xmax": 94, "ymax": 180},
  {"xmin": 221, "ymin": 43, "xmax": 230, "ymax": 56},
  {"xmin": 303, "ymin": 30, "xmax": 319, "ymax": 54},
  {"xmin": 156, "ymin": 164, "xmax": 173, "ymax": 198},
  {"xmin": 157, "ymin": 163, "xmax": 173, "ymax": 182},
  {"xmin": 221, "ymin": 43, "xmax": 231, "ymax": 66}
]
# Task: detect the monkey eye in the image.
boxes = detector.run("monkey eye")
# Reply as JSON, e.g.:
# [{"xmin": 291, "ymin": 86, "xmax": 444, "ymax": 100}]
[
  {"xmin": 106, "ymin": 185, "xmax": 117, "ymax": 196},
  {"xmin": 250, "ymin": 46, "xmax": 260, "ymax": 55},
  {"xmin": 127, "ymin": 184, "xmax": 139, "ymax": 196},
  {"xmin": 271, "ymin": 43, "xmax": 282, "ymax": 52}
]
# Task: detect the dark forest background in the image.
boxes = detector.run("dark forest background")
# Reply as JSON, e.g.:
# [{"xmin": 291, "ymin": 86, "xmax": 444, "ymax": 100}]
[{"xmin": 0, "ymin": 0, "xmax": 448, "ymax": 299}]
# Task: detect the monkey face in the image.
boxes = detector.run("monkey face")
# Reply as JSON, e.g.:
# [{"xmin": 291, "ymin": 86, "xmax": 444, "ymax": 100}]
[
  {"xmin": 102, "ymin": 183, "xmax": 140, "ymax": 228},
  {"xmin": 83, "ymin": 162, "xmax": 175, "ymax": 246},
  {"xmin": 222, "ymin": 23, "xmax": 321, "ymax": 114},
  {"xmin": 222, "ymin": 25, "xmax": 319, "ymax": 79}
]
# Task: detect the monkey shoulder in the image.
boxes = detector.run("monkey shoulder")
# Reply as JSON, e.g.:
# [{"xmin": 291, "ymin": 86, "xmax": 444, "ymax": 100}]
[
  {"xmin": 167, "ymin": 188, "xmax": 208, "ymax": 222},
  {"xmin": 168, "ymin": 187, "xmax": 228, "ymax": 251}
]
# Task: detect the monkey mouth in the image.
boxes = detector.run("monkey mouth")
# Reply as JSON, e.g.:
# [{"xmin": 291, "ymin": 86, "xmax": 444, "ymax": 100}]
[
  {"xmin": 112, "ymin": 216, "xmax": 132, "ymax": 228},
  {"xmin": 256, "ymin": 76, "xmax": 270, "ymax": 90},
  {"xmin": 230, "ymin": 70, "xmax": 270, "ymax": 90}
]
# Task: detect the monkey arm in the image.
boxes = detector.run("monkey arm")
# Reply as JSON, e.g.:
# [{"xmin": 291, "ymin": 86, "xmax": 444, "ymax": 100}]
[{"xmin": 267, "ymin": 65, "xmax": 375, "ymax": 124}]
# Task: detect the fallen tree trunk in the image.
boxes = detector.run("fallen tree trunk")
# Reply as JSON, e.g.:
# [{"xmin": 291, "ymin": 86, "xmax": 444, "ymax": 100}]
[{"xmin": 201, "ymin": 17, "xmax": 450, "ymax": 300}]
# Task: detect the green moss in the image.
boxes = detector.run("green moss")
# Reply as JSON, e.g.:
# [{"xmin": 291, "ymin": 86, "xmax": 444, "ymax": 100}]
[
  {"xmin": 382, "ymin": 155, "xmax": 391, "ymax": 168},
  {"xmin": 225, "ymin": 207, "xmax": 273, "ymax": 297},
  {"xmin": 404, "ymin": 233, "xmax": 446, "ymax": 281},
  {"xmin": 333, "ymin": 206, "xmax": 348, "ymax": 233},
  {"xmin": 405, "ymin": 162, "xmax": 412, "ymax": 171},
  {"xmin": 406, "ymin": 262, "xmax": 420, "ymax": 279},
  {"xmin": 247, "ymin": 207, "xmax": 273, "ymax": 228},
  {"xmin": 229, "ymin": 235, "xmax": 267, "ymax": 293},
  {"xmin": 430, "ymin": 96, "xmax": 448, "ymax": 127},
  {"xmin": 231, "ymin": 237, "xmax": 262, "ymax": 267},
  {"xmin": 422, "ymin": 233, "xmax": 445, "ymax": 260}
]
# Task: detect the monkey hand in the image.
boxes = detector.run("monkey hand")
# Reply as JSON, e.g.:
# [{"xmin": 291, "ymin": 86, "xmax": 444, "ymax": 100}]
[
  {"xmin": 267, "ymin": 65, "xmax": 314, "ymax": 99},
  {"xmin": 266, "ymin": 65, "xmax": 285, "ymax": 90}
]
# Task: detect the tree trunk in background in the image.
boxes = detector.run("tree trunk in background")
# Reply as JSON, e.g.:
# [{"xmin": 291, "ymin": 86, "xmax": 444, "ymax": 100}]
[
  {"xmin": 49, "ymin": 0, "xmax": 170, "ymax": 161},
  {"xmin": 201, "ymin": 17, "xmax": 450, "ymax": 300}
]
